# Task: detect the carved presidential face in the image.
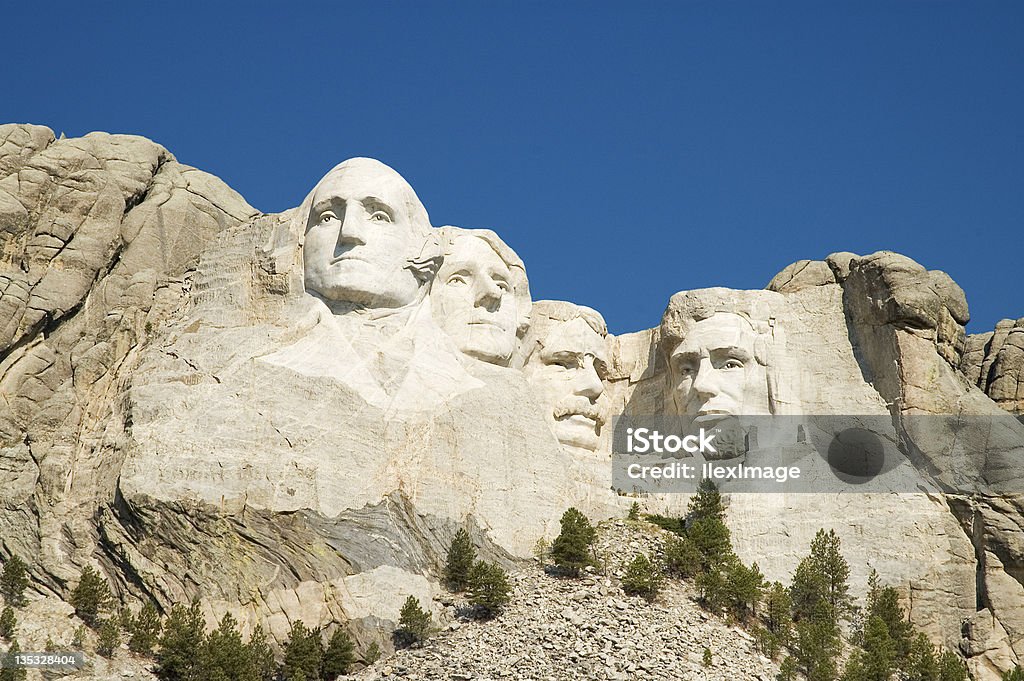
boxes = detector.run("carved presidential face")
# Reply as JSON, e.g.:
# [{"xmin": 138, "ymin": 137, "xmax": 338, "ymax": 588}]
[
  {"xmin": 303, "ymin": 160, "xmax": 428, "ymax": 308},
  {"xmin": 432, "ymin": 234, "xmax": 520, "ymax": 365},
  {"xmin": 668, "ymin": 312, "xmax": 769, "ymax": 423},
  {"xmin": 523, "ymin": 317, "xmax": 608, "ymax": 451}
]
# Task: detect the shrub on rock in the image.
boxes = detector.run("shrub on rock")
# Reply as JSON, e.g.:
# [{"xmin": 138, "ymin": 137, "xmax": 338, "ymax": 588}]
[
  {"xmin": 621, "ymin": 554, "xmax": 663, "ymax": 602},
  {"xmin": 550, "ymin": 508, "xmax": 596, "ymax": 576},
  {"xmin": 396, "ymin": 596, "xmax": 432, "ymax": 646},
  {"xmin": 468, "ymin": 560, "xmax": 512, "ymax": 618},
  {"xmin": 444, "ymin": 529, "xmax": 476, "ymax": 592},
  {"xmin": 70, "ymin": 566, "xmax": 113, "ymax": 628}
]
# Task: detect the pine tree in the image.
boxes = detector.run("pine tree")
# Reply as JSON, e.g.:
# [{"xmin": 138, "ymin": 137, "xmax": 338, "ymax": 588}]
[
  {"xmin": 0, "ymin": 607, "xmax": 16, "ymax": 639},
  {"xmin": 550, "ymin": 508, "xmax": 597, "ymax": 576},
  {"xmin": 128, "ymin": 602, "xmax": 162, "ymax": 655},
  {"xmin": 794, "ymin": 605, "xmax": 841, "ymax": 681},
  {"xmin": 467, "ymin": 561, "xmax": 512, "ymax": 618},
  {"xmin": 687, "ymin": 516, "xmax": 733, "ymax": 570},
  {"xmin": 0, "ymin": 639, "xmax": 26, "ymax": 681},
  {"xmin": 97, "ymin": 617, "xmax": 121, "ymax": 657},
  {"xmin": 0, "ymin": 557, "xmax": 29, "ymax": 608},
  {"xmin": 905, "ymin": 632, "xmax": 939, "ymax": 681},
  {"xmin": 246, "ymin": 624, "xmax": 276, "ymax": 681},
  {"xmin": 71, "ymin": 625, "xmax": 86, "ymax": 649},
  {"xmin": 621, "ymin": 554, "xmax": 663, "ymax": 602},
  {"xmin": 363, "ymin": 641, "xmax": 381, "ymax": 665},
  {"xmin": 862, "ymin": 570, "xmax": 913, "ymax": 669},
  {"xmin": 321, "ymin": 628, "xmax": 356, "ymax": 679},
  {"xmin": 861, "ymin": 615, "xmax": 896, "ymax": 680},
  {"xmin": 396, "ymin": 596, "xmax": 432, "ymax": 646},
  {"xmin": 724, "ymin": 559, "xmax": 763, "ymax": 621},
  {"xmin": 688, "ymin": 478, "xmax": 726, "ymax": 523},
  {"xmin": 936, "ymin": 650, "xmax": 967, "ymax": 681},
  {"xmin": 763, "ymin": 581, "xmax": 793, "ymax": 643},
  {"xmin": 627, "ymin": 502, "xmax": 641, "ymax": 521},
  {"xmin": 443, "ymin": 529, "xmax": 476, "ymax": 592},
  {"xmin": 695, "ymin": 566, "xmax": 727, "ymax": 614},
  {"xmin": 839, "ymin": 653, "xmax": 867, "ymax": 681},
  {"xmin": 281, "ymin": 621, "xmax": 322, "ymax": 681},
  {"xmin": 790, "ymin": 529, "xmax": 852, "ymax": 626},
  {"xmin": 204, "ymin": 612, "xmax": 253, "ymax": 681},
  {"xmin": 156, "ymin": 600, "xmax": 206, "ymax": 681},
  {"xmin": 812, "ymin": 529, "xmax": 852, "ymax": 619},
  {"xmin": 777, "ymin": 656, "xmax": 797, "ymax": 681},
  {"xmin": 663, "ymin": 535, "xmax": 701, "ymax": 578},
  {"xmin": 69, "ymin": 566, "xmax": 113, "ymax": 628}
]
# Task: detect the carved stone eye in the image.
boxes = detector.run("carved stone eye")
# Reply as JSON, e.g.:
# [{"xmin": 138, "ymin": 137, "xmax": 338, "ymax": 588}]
[
  {"xmin": 369, "ymin": 210, "xmax": 391, "ymax": 223},
  {"xmin": 447, "ymin": 274, "xmax": 468, "ymax": 287},
  {"xmin": 319, "ymin": 210, "xmax": 338, "ymax": 224}
]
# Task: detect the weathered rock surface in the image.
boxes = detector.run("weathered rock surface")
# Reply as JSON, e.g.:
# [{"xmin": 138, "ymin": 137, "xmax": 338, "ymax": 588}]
[
  {"xmin": 0, "ymin": 122, "xmax": 257, "ymax": 592},
  {"xmin": 963, "ymin": 317, "xmax": 1024, "ymax": 416},
  {"xmin": 2, "ymin": 125, "xmax": 1024, "ymax": 679}
]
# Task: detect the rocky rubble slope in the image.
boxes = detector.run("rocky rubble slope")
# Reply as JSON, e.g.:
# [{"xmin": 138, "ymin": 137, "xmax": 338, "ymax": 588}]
[{"xmin": 354, "ymin": 519, "xmax": 779, "ymax": 681}]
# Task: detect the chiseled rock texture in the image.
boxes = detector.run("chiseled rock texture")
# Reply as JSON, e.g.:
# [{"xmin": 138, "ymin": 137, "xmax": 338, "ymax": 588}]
[{"xmin": 2, "ymin": 125, "xmax": 1023, "ymax": 679}]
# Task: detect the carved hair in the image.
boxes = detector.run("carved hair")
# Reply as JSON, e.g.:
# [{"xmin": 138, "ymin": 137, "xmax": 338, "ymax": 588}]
[
  {"xmin": 299, "ymin": 157, "xmax": 432, "ymax": 237},
  {"xmin": 660, "ymin": 293, "xmax": 770, "ymax": 366},
  {"xmin": 515, "ymin": 300, "xmax": 607, "ymax": 368}
]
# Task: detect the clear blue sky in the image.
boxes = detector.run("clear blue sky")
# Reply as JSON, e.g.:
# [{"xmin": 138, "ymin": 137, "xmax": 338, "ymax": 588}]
[{"xmin": 7, "ymin": 2, "xmax": 1022, "ymax": 335}]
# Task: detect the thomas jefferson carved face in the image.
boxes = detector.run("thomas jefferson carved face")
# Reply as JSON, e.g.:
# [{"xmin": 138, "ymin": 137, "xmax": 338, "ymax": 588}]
[
  {"xmin": 432, "ymin": 233, "xmax": 521, "ymax": 366},
  {"xmin": 523, "ymin": 309, "xmax": 609, "ymax": 451},
  {"xmin": 668, "ymin": 312, "xmax": 769, "ymax": 423},
  {"xmin": 303, "ymin": 159, "xmax": 430, "ymax": 309}
]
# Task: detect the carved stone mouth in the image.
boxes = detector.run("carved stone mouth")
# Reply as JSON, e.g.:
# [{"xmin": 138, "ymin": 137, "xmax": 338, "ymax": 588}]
[{"xmin": 555, "ymin": 413, "xmax": 603, "ymax": 429}]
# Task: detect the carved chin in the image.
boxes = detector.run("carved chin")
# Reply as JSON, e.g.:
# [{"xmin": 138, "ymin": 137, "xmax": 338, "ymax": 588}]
[{"xmin": 552, "ymin": 414, "xmax": 601, "ymax": 451}]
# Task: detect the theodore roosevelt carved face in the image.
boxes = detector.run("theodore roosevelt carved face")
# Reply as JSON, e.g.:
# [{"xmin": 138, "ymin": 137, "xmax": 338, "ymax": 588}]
[
  {"xmin": 521, "ymin": 302, "xmax": 609, "ymax": 452},
  {"xmin": 431, "ymin": 228, "xmax": 531, "ymax": 366},
  {"xmin": 302, "ymin": 158, "xmax": 434, "ymax": 309}
]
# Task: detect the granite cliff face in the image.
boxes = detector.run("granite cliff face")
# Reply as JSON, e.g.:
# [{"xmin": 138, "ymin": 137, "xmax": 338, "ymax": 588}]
[{"xmin": 1, "ymin": 125, "xmax": 1022, "ymax": 679}]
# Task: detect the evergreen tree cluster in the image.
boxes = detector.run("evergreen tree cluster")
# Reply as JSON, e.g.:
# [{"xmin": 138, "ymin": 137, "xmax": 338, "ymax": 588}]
[
  {"xmin": 836, "ymin": 569, "xmax": 968, "ymax": 681},
  {"xmin": 648, "ymin": 479, "xmax": 765, "ymax": 616},
  {"xmin": 442, "ymin": 529, "xmax": 513, "ymax": 619},
  {"xmin": 155, "ymin": 602, "xmax": 358, "ymax": 681}
]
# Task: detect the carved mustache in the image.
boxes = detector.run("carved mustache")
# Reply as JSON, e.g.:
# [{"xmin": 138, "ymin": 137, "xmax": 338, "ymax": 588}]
[{"xmin": 553, "ymin": 397, "xmax": 605, "ymax": 426}]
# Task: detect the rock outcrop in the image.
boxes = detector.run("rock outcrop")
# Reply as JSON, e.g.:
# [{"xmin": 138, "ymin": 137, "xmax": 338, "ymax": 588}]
[
  {"xmin": 2, "ymin": 125, "xmax": 1023, "ymax": 679},
  {"xmin": 0, "ymin": 123, "xmax": 257, "ymax": 592},
  {"xmin": 963, "ymin": 317, "xmax": 1024, "ymax": 416}
]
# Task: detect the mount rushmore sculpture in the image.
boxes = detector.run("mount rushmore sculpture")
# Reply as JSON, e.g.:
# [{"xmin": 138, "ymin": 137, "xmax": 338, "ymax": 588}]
[{"xmin": 0, "ymin": 124, "xmax": 1022, "ymax": 679}]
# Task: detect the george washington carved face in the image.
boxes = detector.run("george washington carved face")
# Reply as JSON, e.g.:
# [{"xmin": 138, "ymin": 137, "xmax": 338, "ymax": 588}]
[{"xmin": 303, "ymin": 158, "xmax": 433, "ymax": 309}]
